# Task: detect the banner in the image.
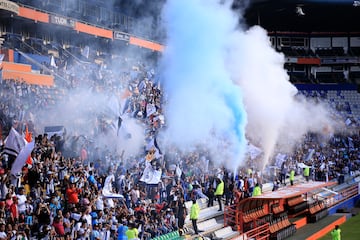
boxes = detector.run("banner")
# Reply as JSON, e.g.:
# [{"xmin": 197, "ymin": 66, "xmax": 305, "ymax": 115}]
[
  {"xmin": 0, "ymin": 0, "xmax": 19, "ymax": 15},
  {"xmin": 113, "ymin": 31, "xmax": 130, "ymax": 41},
  {"xmin": 11, "ymin": 140, "xmax": 34, "ymax": 175},
  {"xmin": 49, "ymin": 15, "xmax": 75, "ymax": 28}
]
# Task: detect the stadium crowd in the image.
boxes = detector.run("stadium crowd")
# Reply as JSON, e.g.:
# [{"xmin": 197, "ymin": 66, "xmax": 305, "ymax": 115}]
[{"xmin": 0, "ymin": 48, "xmax": 360, "ymax": 240}]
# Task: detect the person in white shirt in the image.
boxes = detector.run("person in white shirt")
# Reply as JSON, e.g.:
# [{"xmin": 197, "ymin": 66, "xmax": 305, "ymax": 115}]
[{"xmin": 16, "ymin": 187, "xmax": 27, "ymax": 215}]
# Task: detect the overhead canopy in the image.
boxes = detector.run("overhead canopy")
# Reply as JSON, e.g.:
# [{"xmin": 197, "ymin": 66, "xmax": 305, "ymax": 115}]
[{"xmin": 253, "ymin": 181, "xmax": 336, "ymax": 200}]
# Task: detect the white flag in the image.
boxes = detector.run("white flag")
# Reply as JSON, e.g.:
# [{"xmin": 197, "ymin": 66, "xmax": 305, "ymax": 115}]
[
  {"xmin": 2, "ymin": 128, "xmax": 26, "ymax": 158},
  {"xmin": 140, "ymin": 161, "xmax": 162, "ymax": 185},
  {"xmin": 50, "ymin": 55, "xmax": 58, "ymax": 68},
  {"xmin": 11, "ymin": 140, "xmax": 34, "ymax": 175}
]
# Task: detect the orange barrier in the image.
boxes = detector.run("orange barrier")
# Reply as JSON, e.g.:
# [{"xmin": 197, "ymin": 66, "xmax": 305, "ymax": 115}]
[
  {"xmin": 75, "ymin": 22, "xmax": 113, "ymax": 39},
  {"xmin": 287, "ymin": 196, "xmax": 304, "ymax": 207},
  {"xmin": 1, "ymin": 61, "xmax": 32, "ymax": 72},
  {"xmin": 297, "ymin": 58, "xmax": 321, "ymax": 65},
  {"xmin": 245, "ymin": 222, "xmax": 270, "ymax": 240},
  {"xmin": 18, "ymin": 7, "xmax": 49, "ymax": 23},
  {"xmin": 293, "ymin": 216, "xmax": 307, "ymax": 229},
  {"xmin": 129, "ymin": 37, "xmax": 164, "ymax": 52},
  {"xmin": 2, "ymin": 70, "xmax": 54, "ymax": 86},
  {"xmin": 305, "ymin": 215, "xmax": 346, "ymax": 240}
]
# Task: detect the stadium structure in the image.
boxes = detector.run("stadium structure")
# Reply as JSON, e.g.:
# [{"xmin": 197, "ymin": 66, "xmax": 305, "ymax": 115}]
[{"xmin": 0, "ymin": 0, "xmax": 360, "ymax": 240}]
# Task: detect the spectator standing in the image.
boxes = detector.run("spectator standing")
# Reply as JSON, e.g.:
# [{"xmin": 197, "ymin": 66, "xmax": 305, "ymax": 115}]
[
  {"xmin": 331, "ymin": 225, "xmax": 341, "ymax": 240},
  {"xmin": 206, "ymin": 186, "xmax": 214, "ymax": 207},
  {"xmin": 125, "ymin": 222, "xmax": 138, "ymax": 240},
  {"xmin": 117, "ymin": 223, "xmax": 128, "ymax": 240},
  {"xmin": 190, "ymin": 199, "xmax": 199, "ymax": 235},
  {"xmin": 290, "ymin": 169, "xmax": 295, "ymax": 186},
  {"xmin": 252, "ymin": 183, "xmax": 262, "ymax": 197},
  {"xmin": 214, "ymin": 178, "xmax": 224, "ymax": 211},
  {"xmin": 304, "ymin": 166, "xmax": 310, "ymax": 182},
  {"xmin": 177, "ymin": 196, "xmax": 187, "ymax": 231}
]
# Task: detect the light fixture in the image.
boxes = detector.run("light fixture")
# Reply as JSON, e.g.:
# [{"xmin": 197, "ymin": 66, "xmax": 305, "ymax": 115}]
[
  {"xmin": 354, "ymin": 1, "xmax": 360, "ymax": 7},
  {"xmin": 296, "ymin": 5, "xmax": 305, "ymax": 16}
]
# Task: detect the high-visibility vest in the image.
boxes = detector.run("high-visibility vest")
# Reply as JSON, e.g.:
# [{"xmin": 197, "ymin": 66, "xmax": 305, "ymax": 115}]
[
  {"xmin": 214, "ymin": 180, "xmax": 224, "ymax": 196},
  {"xmin": 253, "ymin": 186, "xmax": 261, "ymax": 196},
  {"xmin": 290, "ymin": 170, "xmax": 295, "ymax": 181},
  {"xmin": 304, "ymin": 167, "xmax": 310, "ymax": 177}
]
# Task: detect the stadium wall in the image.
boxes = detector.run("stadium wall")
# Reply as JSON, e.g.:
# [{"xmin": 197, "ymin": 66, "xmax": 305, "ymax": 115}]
[{"xmin": 328, "ymin": 194, "xmax": 360, "ymax": 215}]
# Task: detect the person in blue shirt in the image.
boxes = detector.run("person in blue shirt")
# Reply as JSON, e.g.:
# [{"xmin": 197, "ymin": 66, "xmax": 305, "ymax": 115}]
[{"xmin": 117, "ymin": 223, "xmax": 128, "ymax": 240}]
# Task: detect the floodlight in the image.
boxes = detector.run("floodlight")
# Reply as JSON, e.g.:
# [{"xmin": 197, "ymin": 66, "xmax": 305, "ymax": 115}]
[{"xmin": 296, "ymin": 6, "xmax": 305, "ymax": 16}]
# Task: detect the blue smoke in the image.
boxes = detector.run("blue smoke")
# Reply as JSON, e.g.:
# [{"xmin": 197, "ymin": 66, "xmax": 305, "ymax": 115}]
[{"xmin": 161, "ymin": 0, "xmax": 247, "ymax": 168}]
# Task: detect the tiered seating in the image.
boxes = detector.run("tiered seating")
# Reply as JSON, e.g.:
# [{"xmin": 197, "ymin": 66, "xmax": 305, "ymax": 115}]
[
  {"xmin": 269, "ymin": 216, "xmax": 297, "ymax": 240},
  {"xmin": 349, "ymin": 71, "xmax": 360, "ymax": 82},
  {"xmin": 242, "ymin": 206, "xmax": 272, "ymax": 232},
  {"xmin": 307, "ymin": 201, "xmax": 328, "ymax": 223},
  {"xmin": 350, "ymin": 47, "xmax": 360, "ymax": 56},
  {"xmin": 287, "ymin": 195, "xmax": 307, "ymax": 215},
  {"xmin": 317, "ymin": 72, "xmax": 345, "ymax": 83},
  {"xmin": 289, "ymin": 72, "xmax": 309, "ymax": 83},
  {"xmin": 197, "ymin": 218, "xmax": 223, "ymax": 234},
  {"xmin": 315, "ymin": 47, "xmax": 345, "ymax": 56},
  {"xmin": 271, "ymin": 203, "xmax": 285, "ymax": 217},
  {"xmin": 184, "ymin": 198, "xmax": 222, "ymax": 224},
  {"xmin": 281, "ymin": 47, "xmax": 315, "ymax": 57},
  {"xmin": 151, "ymin": 230, "xmax": 183, "ymax": 240},
  {"xmin": 243, "ymin": 206, "xmax": 270, "ymax": 223},
  {"xmin": 213, "ymin": 226, "xmax": 240, "ymax": 240}
]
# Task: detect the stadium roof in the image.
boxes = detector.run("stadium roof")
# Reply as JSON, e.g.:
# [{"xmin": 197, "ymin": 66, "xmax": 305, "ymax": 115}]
[{"xmin": 244, "ymin": 0, "xmax": 360, "ymax": 32}]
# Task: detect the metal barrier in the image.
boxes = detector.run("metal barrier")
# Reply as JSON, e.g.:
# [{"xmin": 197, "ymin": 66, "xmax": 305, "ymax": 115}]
[
  {"xmin": 325, "ymin": 183, "xmax": 359, "ymax": 208},
  {"xmin": 245, "ymin": 222, "xmax": 270, "ymax": 240},
  {"xmin": 224, "ymin": 204, "xmax": 242, "ymax": 231}
]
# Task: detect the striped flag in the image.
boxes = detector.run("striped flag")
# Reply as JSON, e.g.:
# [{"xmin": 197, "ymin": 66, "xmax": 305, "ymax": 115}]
[{"xmin": 2, "ymin": 127, "xmax": 26, "ymax": 159}]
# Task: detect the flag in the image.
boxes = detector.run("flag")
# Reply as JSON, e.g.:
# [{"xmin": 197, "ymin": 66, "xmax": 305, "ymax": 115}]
[
  {"xmin": 81, "ymin": 45, "xmax": 90, "ymax": 59},
  {"xmin": 102, "ymin": 174, "xmax": 124, "ymax": 198},
  {"xmin": 175, "ymin": 165, "xmax": 182, "ymax": 178},
  {"xmin": 50, "ymin": 55, "xmax": 58, "ymax": 68},
  {"xmin": 11, "ymin": 140, "xmax": 34, "ymax": 175},
  {"xmin": 0, "ymin": 54, "xmax": 4, "ymax": 66},
  {"xmin": 348, "ymin": 137, "xmax": 354, "ymax": 150},
  {"xmin": 117, "ymin": 117, "xmax": 122, "ymax": 136},
  {"xmin": 146, "ymin": 103, "xmax": 157, "ymax": 117},
  {"xmin": 345, "ymin": 118, "xmax": 352, "ymax": 126},
  {"xmin": 153, "ymin": 136, "xmax": 162, "ymax": 155},
  {"xmin": 140, "ymin": 161, "xmax": 162, "ymax": 185},
  {"xmin": 2, "ymin": 127, "xmax": 26, "ymax": 160}
]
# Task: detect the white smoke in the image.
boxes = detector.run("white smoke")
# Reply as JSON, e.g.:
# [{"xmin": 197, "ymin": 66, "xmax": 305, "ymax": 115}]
[
  {"xmin": 227, "ymin": 26, "xmax": 343, "ymax": 168},
  {"xmin": 160, "ymin": 0, "xmax": 247, "ymax": 170},
  {"xmin": 160, "ymin": 0, "xmax": 343, "ymax": 171}
]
